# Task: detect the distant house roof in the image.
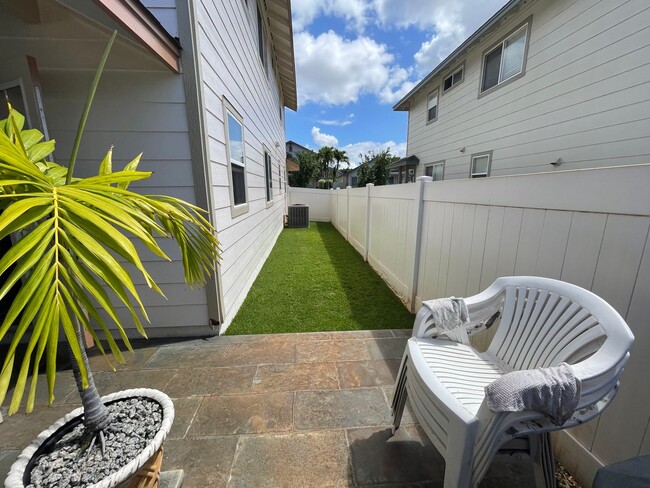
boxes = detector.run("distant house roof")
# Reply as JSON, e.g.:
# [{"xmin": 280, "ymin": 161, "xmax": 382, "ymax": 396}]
[
  {"xmin": 389, "ymin": 155, "xmax": 420, "ymax": 168},
  {"xmin": 393, "ymin": 0, "xmax": 522, "ymax": 111},
  {"xmin": 286, "ymin": 159, "xmax": 299, "ymax": 172},
  {"xmin": 265, "ymin": 0, "xmax": 298, "ymax": 110},
  {"xmin": 286, "ymin": 140, "xmax": 312, "ymax": 154}
]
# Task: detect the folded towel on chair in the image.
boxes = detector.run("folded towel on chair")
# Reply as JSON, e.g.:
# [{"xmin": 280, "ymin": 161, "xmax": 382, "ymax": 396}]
[
  {"xmin": 484, "ymin": 362, "xmax": 581, "ymax": 425},
  {"xmin": 422, "ymin": 297, "xmax": 470, "ymax": 342}
]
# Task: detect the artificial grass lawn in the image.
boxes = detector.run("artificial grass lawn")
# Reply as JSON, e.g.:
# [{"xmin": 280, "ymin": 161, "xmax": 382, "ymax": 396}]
[{"xmin": 226, "ymin": 222, "xmax": 415, "ymax": 334}]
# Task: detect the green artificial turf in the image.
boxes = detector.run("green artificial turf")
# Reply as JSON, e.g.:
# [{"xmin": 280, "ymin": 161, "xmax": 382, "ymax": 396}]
[{"xmin": 226, "ymin": 222, "xmax": 415, "ymax": 335}]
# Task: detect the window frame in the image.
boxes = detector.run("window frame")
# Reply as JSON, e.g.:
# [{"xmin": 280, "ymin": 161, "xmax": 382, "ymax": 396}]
[
  {"xmin": 426, "ymin": 87, "xmax": 439, "ymax": 124},
  {"xmin": 442, "ymin": 64, "xmax": 465, "ymax": 94},
  {"xmin": 425, "ymin": 161, "xmax": 445, "ymax": 181},
  {"xmin": 264, "ymin": 149, "xmax": 273, "ymax": 206},
  {"xmin": 256, "ymin": 4, "xmax": 268, "ymax": 73},
  {"xmin": 478, "ymin": 16, "xmax": 532, "ymax": 98},
  {"xmin": 470, "ymin": 151, "xmax": 493, "ymax": 178},
  {"xmin": 223, "ymin": 99, "xmax": 249, "ymax": 218}
]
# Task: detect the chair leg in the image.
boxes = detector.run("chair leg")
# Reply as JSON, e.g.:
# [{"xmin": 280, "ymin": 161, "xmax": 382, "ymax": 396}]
[
  {"xmin": 530, "ymin": 433, "xmax": 556, "ymax": 488},
  {"xmin": 391, "ymin": 355, "xmax": 409, "ymax": 435}
]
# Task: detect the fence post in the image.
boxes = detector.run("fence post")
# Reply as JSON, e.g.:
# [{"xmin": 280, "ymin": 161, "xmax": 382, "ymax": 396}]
[
  {"xmin": 364, "ymin": 183, "xmax": 373, "ymax": 261},
  {"xmin": 335, "ymin": 188, "xmax": 339, "ymax": 230},
  {"xmin": 346, "ymin": 186, "xmax": 351, "ymax": 242},
  {"xmin": 408, "ymin": 176, "xmax": 432, "ymax": 312}
]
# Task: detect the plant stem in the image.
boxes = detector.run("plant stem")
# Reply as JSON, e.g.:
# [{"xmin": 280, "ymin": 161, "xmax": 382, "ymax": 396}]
[
  {"xmin": 66, "ymin": 30, "xmax": 117, "ymax": 184},
  {"xmin": 68, "ymin": 316, "xmax": 112, "ymax": 433}
]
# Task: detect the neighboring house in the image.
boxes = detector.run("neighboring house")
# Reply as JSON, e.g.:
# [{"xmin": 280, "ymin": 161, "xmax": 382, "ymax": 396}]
[
  {"xmin": 394, "ymin": 0, "xmax": 650, "ymax": 180},
  {"xmin": 0, "ymin": 0, "xmax": 296, "ymax": 335},
  {"xmin": 286, "ymin": 140, "xmax": 313, "ymax": 161}
]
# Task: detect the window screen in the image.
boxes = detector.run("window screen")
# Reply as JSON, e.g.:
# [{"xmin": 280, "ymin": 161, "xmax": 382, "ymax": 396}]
[
  {"xmin": 427, "ymin": 91, "xmax": 438, "ymax": 122},
  {"xmin": 482, "ymin": 45, "xmax": 502, "ymax": 92},
  {"xmin": 265, "ymin": 152, "xmax": 272, "ymax": 202},
  {"xmin": 501, "ymin": 28, "xmax": 527, "ymax": 80},
  {"xmin": 471, "ymin": 155, "xmax": 490, "ymax": 178}
]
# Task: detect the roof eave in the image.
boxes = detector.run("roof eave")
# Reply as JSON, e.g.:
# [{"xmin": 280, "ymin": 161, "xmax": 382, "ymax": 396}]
[
  {"xmin": 92, "ymin": 0, "xmax": 181, "ymax": 73},
  {"xmin": 392, "ymin": 0, "xmax": 522, "ymax": 111},
  {"xmin": 266, "ymin": 0, "xmax": 298, "ymax": 111}
]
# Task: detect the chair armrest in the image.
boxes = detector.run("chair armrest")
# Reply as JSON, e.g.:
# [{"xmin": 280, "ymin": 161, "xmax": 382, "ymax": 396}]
[{"xmin": 412, "ymin": 286, "xmax": 505, "ymax": 339}]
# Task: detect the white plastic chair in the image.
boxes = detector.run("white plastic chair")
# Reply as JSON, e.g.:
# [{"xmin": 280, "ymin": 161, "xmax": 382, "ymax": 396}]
[{"xmin": 391, "ymin": 276, "xmax": 634, "ymax": 488}]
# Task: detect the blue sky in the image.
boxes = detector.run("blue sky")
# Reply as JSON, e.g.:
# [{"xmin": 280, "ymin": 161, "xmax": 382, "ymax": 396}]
[{"xmin": 285, "ymin": 0, "xmax": 509, "ymax": 165}]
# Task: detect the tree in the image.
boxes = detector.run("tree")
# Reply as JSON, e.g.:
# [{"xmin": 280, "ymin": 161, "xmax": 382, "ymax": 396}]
[
  {"xmin": 292, "ymin": 151, "xmax": 318, "ymax": 187},
  {"xmin": 316, "ymin": 146, "xmax": 334, "ymax": 182},
  {"xmin": 356, "ymin": 162, "xmax": 373, "ymax": 187},
  {"xmin": 372, "ymin": 149, "xmax": 394, "ymax": 186},
  {"xmin": 331, "ymin": 149, "xmax": 349, "ymax": 183}
]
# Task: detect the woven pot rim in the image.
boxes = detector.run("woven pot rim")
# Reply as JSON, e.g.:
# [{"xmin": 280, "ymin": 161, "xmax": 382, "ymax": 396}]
[{"xmin": 5, "ymin": 388, "xmax": 175, "ymax": 488}]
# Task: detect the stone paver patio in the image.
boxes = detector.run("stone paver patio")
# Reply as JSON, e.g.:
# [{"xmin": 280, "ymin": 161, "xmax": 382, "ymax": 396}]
[{"xmin": 1, "ymin": 330, "xmax": 536, "ymax": 487}]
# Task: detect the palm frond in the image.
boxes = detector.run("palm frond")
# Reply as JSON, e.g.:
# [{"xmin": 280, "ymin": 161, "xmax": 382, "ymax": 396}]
[{"xmin": 0, "ymin": 105, "xmax": 220, "ymax": 413}]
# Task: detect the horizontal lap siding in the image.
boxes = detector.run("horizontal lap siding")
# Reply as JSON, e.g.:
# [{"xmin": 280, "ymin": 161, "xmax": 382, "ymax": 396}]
[
  {"xmin": 197, "ymin": 0, "xmax": 287, "ymax": 330},
  {"xmin": 407, "ymin": 0, "xmax": 650, "ymax": 179},
  {"xmin": 0, "ymin": 4, "xmax": 210, "ymax": 338}
]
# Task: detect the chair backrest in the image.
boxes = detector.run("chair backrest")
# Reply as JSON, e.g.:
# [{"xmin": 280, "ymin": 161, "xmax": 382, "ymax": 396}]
[{"xmin": 486, "ymin": 277, "xmax": 634, "ymax": 378}]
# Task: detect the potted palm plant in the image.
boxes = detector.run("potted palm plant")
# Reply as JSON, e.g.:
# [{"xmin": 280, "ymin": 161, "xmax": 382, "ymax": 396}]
[{"xmin": 1, "ymin": 32, "xmax": 220, "ymax": 487}]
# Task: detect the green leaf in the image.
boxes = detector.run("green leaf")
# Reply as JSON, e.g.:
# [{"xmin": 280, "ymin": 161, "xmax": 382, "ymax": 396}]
[
  {"xmin": 26, "ymin": 140, "xmax": 55, "ymax": 163},
  {"xmin": 99, "ymin": 146, "xmax": 113, "ymax": 176},
  {"xmin": 20, "ymin": 129, "xmax": 44, "ymax": 150},
  {"xmin": 117, "ymin": 153, "xmax": 142, "ymax": 189}
]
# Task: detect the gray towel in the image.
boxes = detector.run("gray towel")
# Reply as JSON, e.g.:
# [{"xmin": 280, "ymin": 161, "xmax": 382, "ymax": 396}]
[
  {"xmin": 484, "ymin": 362, "xmax": 581, "ymax": 426},
  {"xmin": 422, "ymin": 297, "xmax": 470, "ymax": 342}
]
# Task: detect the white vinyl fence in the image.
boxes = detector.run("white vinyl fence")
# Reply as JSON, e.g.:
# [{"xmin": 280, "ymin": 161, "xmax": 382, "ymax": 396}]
[{"xmin": 287, "ymin": 164, "xmax": 650, "ymax": 487}]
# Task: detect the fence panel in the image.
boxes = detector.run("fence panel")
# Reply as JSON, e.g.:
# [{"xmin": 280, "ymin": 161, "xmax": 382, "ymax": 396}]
[
  {"xmin": 287, "ymin": 187, "xmax": 332, "ymax": 222},
  {"xmin": 348, "ymin": 187, "xmax": 367, "ymax": 256}
]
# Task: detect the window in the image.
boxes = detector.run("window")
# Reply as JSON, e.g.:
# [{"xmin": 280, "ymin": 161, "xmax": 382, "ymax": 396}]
[
  {"xmin": 224, "ymin": 102, "xmax": 248, "ymax": 216},
  {"xmin": 443, "ymin": 66, "xmax": 464, "ymax": 92},
  {"xmin": 398, "ymin": 165, "xmax": 417, "ymax": 183},
  {"xmin": 427, "ymin": 89, "xmax": 438, "ymax": 123},
  {"xmin": 257, "ymin": 6, "xmax": 268, "ymax": 71},
  {"xmin": 425, "ymin": 162, "xmax": 444, "ymax": 181},
  {"xmin": 470, "ymin": 152, "xmax": 492, "ymax": 178},
  {"xmin": 481, "ymin": 22, "xmax": 530, "ymax": 93},
  {"xmin": 264, "ymin": 151, "xmax": 273, "ymax": 203}
]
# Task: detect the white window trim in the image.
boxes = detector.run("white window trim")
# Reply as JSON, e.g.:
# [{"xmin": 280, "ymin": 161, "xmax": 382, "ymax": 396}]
[
  {"xmin": 264, "ymin": 149, "xmax": 274, "ymax": 207},
  {"xmin": 470, "ymin": 151, "xmax": 492, "ymax": 178},
  {"xmin": 425, "ymin": 161, "xmax": 445, "ymax": 181},
  {"xmin": 257, "ymin": 5, "xmax": 268, "ymax": 73},
  {"xmin": 479, "ymin": 16, "xmax": 532, "ymax": 97},
  {"xmin": 223, "ymin": 99, "xmax": 249, "ymax": 218},
  {"xmin": 426, "ymin": 87, "xmax": 439, "ymax": 125},
  {"xmin": 442, "ymin": 64, "xmax": 464, "ymax": 94}
]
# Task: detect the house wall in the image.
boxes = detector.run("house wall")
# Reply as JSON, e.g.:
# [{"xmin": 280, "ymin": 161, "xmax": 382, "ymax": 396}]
[
  {"xmin": 194, "ymin": 0, "xmax": 288, "ymax": 330},
  {"xmin": 0, "ymin": 0, "xmax": 212, "ymax": 338},
  {"xmin": 142, "ymin": 0, "xmax": 179, "ymax": 37},
  {"xmin": 290, "ymin": 163, "xmax": 650, "ymax": 487},
  {"xmin": 405, "ymin": 0, "xmax": 650, "ymax": 179}
]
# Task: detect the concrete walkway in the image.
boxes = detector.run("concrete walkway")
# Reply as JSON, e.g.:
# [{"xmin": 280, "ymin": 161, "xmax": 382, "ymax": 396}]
[{"xmin": 1, "ymin": 330, "xmax": 536, "ymax": 487}]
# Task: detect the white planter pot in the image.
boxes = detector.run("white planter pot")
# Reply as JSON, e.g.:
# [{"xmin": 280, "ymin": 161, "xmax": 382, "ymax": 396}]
[{"xmin": 5, "ymin": 388, "xmax": 174, "ymax": 488}]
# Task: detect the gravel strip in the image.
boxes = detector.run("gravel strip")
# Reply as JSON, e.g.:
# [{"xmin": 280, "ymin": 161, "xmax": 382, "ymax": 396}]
[{"xmin": 28, "ymin": 398, "xmax": 162, "ymax": 488}]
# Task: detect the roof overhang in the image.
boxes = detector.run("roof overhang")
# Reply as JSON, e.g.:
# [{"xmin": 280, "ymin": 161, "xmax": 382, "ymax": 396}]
[
  {"xmin": 91, "ymin": 0, "xmax": 181, "ymax": 73},
  {"xmin": 393, "ymin": 0, "xmax": 522, "ymax": 111},
  {"xmin": 389, "ymin": 155, "xmax": 420, "ymax": 168},
  {"xmin": 265, "ymin": 0, "xmax": 298, "ymax": 111}
]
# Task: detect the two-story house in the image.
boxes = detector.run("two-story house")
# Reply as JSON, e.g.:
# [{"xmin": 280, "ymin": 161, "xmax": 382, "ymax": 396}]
[
  {"xmin": 393, "ymin": 0, "xmax": 650, "ymax": 181},
  {"xmin": 0, "ymin": 0, "xmax": 297, "ymax": 335}
]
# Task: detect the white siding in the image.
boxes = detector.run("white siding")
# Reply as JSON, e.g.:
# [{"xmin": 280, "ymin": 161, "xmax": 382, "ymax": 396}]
[
  {"xmin": 405, "ymin": 0, "xmax": 650, "ymax": 179},
  {"xmin": 196, "ymin": 0, "xmax": 287, "ymax": 330},
  {"xmin": 0, "ymin": 2, "xmax": 209, "ymax": 338}
]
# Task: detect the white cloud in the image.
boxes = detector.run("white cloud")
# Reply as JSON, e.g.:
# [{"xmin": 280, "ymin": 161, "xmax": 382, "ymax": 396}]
[
  {"xmin": 311, "ymin": 126, "xmax": 339, "ymax": 147},
  {"xmin": 372, "ymin": 0, "xmax": 510, "ymax": 74},
  {"xmin": 292, "ymin": 0, "xmax": 369, "ymax": 32},
  {"xmin": 341, "ymin": 140, "xmax": 407, "ymax": 166},
  {"xmin": 316, "ymin": 113, "xmax": 355, "ymax": 126},
  {"xmin": 295, "ymin": 30, "xmax": 396, "ymax": 106}
]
